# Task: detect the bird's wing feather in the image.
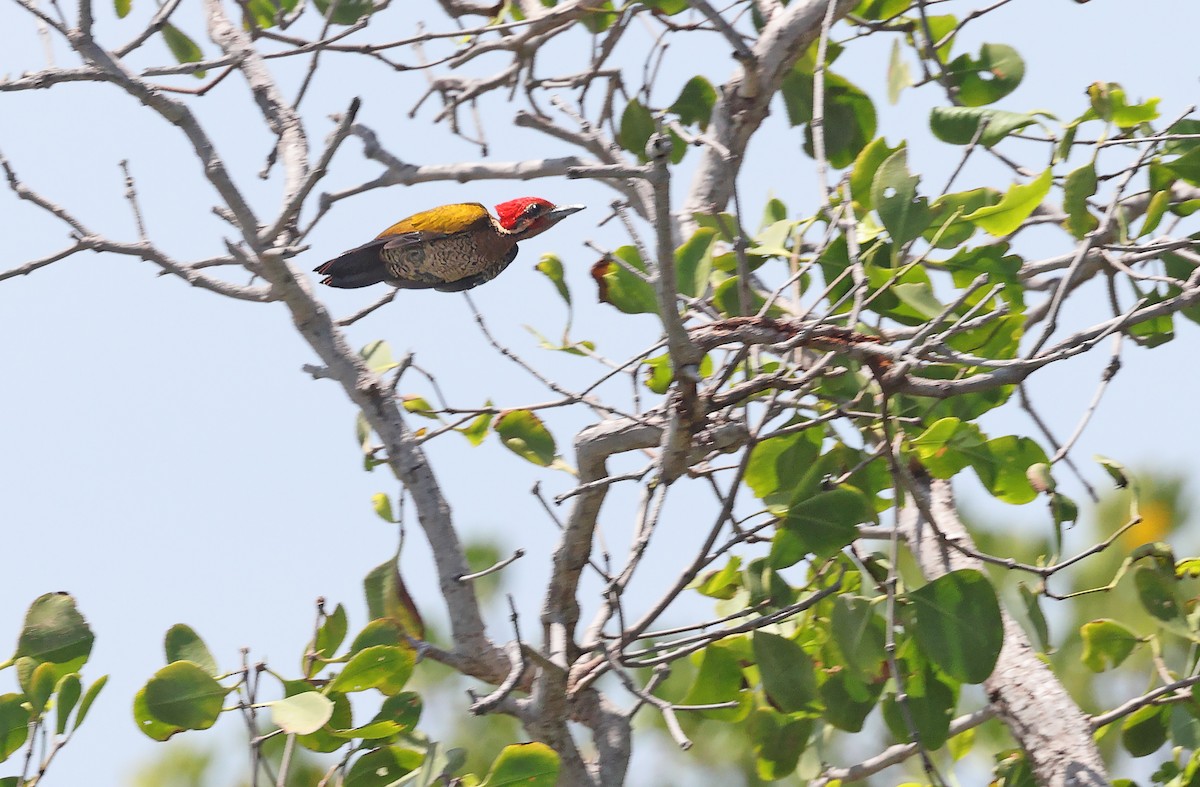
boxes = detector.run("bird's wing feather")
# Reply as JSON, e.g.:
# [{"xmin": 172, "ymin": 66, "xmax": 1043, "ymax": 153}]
[{"xmin": 376, "ymin": 203, "xmax": 492, "ymax": 238}]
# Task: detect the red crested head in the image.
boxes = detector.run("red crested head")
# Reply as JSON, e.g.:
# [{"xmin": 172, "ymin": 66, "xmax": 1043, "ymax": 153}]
[{"xmin": 493, "ymin": 197, "xmax": 585, "ymax": 238}]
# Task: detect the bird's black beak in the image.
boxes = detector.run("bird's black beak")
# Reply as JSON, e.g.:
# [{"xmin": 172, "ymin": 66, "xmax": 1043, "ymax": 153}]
[{"xmin": 546, "ymin": 204, "xmax": 585, "ymax": 223}]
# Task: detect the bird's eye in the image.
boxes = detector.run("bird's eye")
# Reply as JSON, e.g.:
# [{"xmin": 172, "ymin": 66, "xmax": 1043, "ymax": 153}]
[{"xmin": 525, "ymin": 203, "xmax": 543, "ymax": 217}]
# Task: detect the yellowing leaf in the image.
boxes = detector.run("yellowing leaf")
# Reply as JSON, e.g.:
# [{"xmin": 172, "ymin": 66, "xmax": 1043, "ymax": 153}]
[{"xmin": 964, "ymin": 168, "xmax": 1052, "ymax": 236}]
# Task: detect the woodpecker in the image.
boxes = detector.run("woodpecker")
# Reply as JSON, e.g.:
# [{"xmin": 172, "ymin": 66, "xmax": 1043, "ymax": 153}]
[{"xmin": 314, "ymin": 197, "xmax": 584, "ymax": 292}]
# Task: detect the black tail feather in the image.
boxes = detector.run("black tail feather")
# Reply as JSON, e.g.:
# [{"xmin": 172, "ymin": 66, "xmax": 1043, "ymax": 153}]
[{"xmin": 314, "ymin": 241, "xmax": 387, "ymax": 289}]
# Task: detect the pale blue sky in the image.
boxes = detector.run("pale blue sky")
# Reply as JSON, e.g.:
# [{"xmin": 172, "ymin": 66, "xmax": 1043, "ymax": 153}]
[{"xmin": 2, "ymin": 1, "xmax": 1199, "ymax": 783}]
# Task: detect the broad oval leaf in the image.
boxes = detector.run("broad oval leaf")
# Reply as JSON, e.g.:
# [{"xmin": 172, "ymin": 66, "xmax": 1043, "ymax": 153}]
[
  {"xmin": 0, "ymin": 694, "xmax": 31, "ymax": 759},
  {"xmin": 946, "ymin": 43, "xmax": 1024, "ymax": 106},
  {"xmin": 682, "ymin": 641, "xmax": 751, "ymax": 722},
  {"xmin": 164, "ymin": 624, "xmax": 218, "ymax": 676},
  {"xmin": 871, "ymin": 147, "xmax": 932, "ymax": 247},
  {"xmin": 270, "ymin": 691, "xmax": 334, "ymax": 735},
  {"xmin": 1080, "ymin": 619, "xmax": 1139, "ymax": 672},
  {"xmin": 346, "ymin": 746, "xmax": 424, "ymax": 787},
  {"xmin": 133, "ymin": 686, "xmax": 183, "ymax": 741},
  {"xmin": 748, "ymin": 707, "xmax": 812, "ymax": 780},
  {"xmin": 143, "ymin": 661, "xmax": 227, "ymax": 730},
  {"xmin": 328, "ymin": 645, "xmax": 415, "ymax": 695},
  {"xmin": 1122, "ymin": 704, "xmax": 1168, "ymax": 758},
  {"xmin": 909, "ymin": 569, "xmax": 1003, "ymax": 684},
  {"xmin": 929, "ymin": 106, "xmax": 1041, "ymax": 147},
  {"xmin": 494, "ymin": 409, "xmax": 557, "ymax": 467},
  {"xmin": 481, "ymin": 742, "xmax": 560, "ymax": 787},
  {"xmin": 770, "ymin": 487, "xmax": 873, "ymax": 567},
  {"xmin": 752, "ymin": 631, "xmax": 817, "ymax": 713},
  {"xmin": 619, "ymin": 99, "xmax": 655, "ymax": 162},
  {"xmin": 312, "ymin": 0, "xmax": 375, "ymax": 25},
  {"xmin": 17, "ymin": 593, "xmax": 95, "ymax": 665},
  {"xmin": 670, "ymin": 76, "xmax": 717, "ymax": 129}
]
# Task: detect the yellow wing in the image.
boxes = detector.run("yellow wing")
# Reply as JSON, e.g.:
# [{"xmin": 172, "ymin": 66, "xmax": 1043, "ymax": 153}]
[{"xmin": 376, "ymin": 203, "xmax": 492, "ymax": 238}]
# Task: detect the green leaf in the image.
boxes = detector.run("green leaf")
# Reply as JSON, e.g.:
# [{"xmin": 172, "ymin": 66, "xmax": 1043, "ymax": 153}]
[
  {"xmin": 363, "ymin": 560, "xmax": 424, "ymax": 638},
  {"xmin": 871, "ymin": 147, "xmax": 932, "ymax": 247},
  {"xmin": 0, "ymin": 694, "xmax": 31, "ymax": 759},
  {"xmin": 369, "ymin": 692, "xmax": 422, "ymax": 735},
  {"xmin": 974, "ymin": 435, "xmax": 1049, "ymax": 505},
  {"xmin": 925, "ymin": 188, "xmax": 1001, "ymax": 248},
  {"xmin": 1087, "ymin": 82, "xmax": 1160, "ymax": 128},
  {"xmin": 349, "ymin": 619, "xmax": 405, "ymax": 655},
  {"xmin": 681, "ymin": 641, "xmax": 750, "ymax": 721},
  {"xmin": 114, "ymin": 0, "xmax": 131, "ymax": 18},
  {"xmin": 535, "ymin": 254, "xmax": 570, "ymax": 304},
  {"xmin": 746, "ymin": 429, "xmax": 824, "ymax": 512},
  {"xmin": 886, "ymin": 39, "xmax": 912, "ymax": 104},
  {"xmin": 371, "ymin": 492, "xmax": 396, "ymax": 523},
  {"xmin": 161, "ymin": 24, "xmax": 206, "ymax": 79},
  {"xmin": 133, "ymin": 686, "xmax": 181, "ymax": 741},
  {"xmin": 1094, "ymin": 454, "xmax": 1132, "ymax": 489},
  {"xmin": 1080, "ymin": 619, "xmax": 1139, "ymax": 672},
  {"xmin": 670, "ymin": 76, "xmax": 716, "ymax": 130},
  {"xmin": 911, "ymin": 417, "xmax": 987, "ymax": 478},
  {"xmin": 346, "ymin": 747, "xmax": 423, "ymax": 786},
  {"xmin": 893, "ymin": 281, "xmax": 944, "ymax": 319},
  {"xmin": 691, "ymin": 556, "xmax": 743, "ymax": 601},
  {"xmin": 1017, "ymin": 583, "xmax": 1051, "ymax": 653},
  {"xmin": 458, "ymin": 406, "xmax": 494, "ymax": 447},
  {"xmin": 312, "ymin": 0, "xmax": 375, "ymax": 25},
  {"xmin": 143, "ymin": 661, "xmax": 227, "ymax": 730},
  {"xmin": 481, "ymin": 742, "xmax": 560, "ymax": 787},
  {"xmin": 782, "ymin": 68, "xmax": 877, "ymax": 167},
  {"xmin": 494, "ymin": 409, "xmax": 556, "ymax": 467},
  {"xmin": 308, "ymin": 603, "xmax": 348, "ymax": 676},
  {"xmin": 831, "ymin": 597, "xmax": 887, "ymax": 679},
  {"xmin": 401, "ymin": 395, "xmax": 438, "ymax": 419},
  {"xmin": 73, "ymin": 674, "xmax": 107, "ymax": 732},
  {"xmin": 818, "ymin": 666, "xmax": 883, "ymax": 732},
  {"xmin": 289, "ymin": 684, "xmax": 351, "ymax": 753},
  {"xmin": 1139, "ymin": 188, "xmax": 1171, "ymax": 237},
  {"xmin": 771, "ymin": 488, "xmax": 871, "ymax": 566},
  {"xmin": 850, "ymin": 137, "xmax": 900, "ymax": 211},
  {"xmin": 619, "ymin": 99, "xmax": 655, "ymax": 162},
  {"xmin": 752, "ymin": 632, "xmax": 817, "ymax": 713},
  {"xmin": 270, "ymin": 692, "xmax": 335, "ymax": 735},
  {"xmin": 1134, "ymin": 566, "xmax": 1181, "ymax": 622},
  {"xmin": 592, "ymin": 247, "xmax": 657, "ymax": 315},
  {"xmin": 329, "ymin": 645, "xmax": 415, "ymax": 695},
  {"xmin": 1063, "ymin": 163, "xmax": 1099, "ymax": 239},
  {"xmin": 1167, "ymin": 147, "xmax": 1200, "ymax": 186},
  {"xmin": 16, "ymin": 593, "xmax": 95, "ymax": 665},
  {"xmin": 55, "ymin": 672, "xmax": 81, "ymax": 735},
  {"xmin": 164, "ymin": 624, "xmax": 218, "ymax": 676},
  {"xmin": 748, "ymin": 707, "xmax": 812, "ymax": 780},
  {"xmin": 929, "ymin": 106, "xmax": 1042, "ymax": 147},
  {"xmin": 360, "ymin": 340, "xmax": 400, "ymax": 373},
  {"xmin": 853, "ymin": 0, "xmax": 907, "ymax": 20},
  {"xmin": 881, "ymin": 664, "xmax": 957, "ymax": 749},
  {"xmin": 909, "ymin": 569, "xmax": 1003, "ymax": 684},
  {"xmin": 963, "ymin": 168, "xmax": 1052, "ymax": 236},
  {"xmin": 945, "ymin": 43, "xmax": 1024, "ymax": 106},
  {"xmin": 675, "ymin": 228, "xmax": 716, "ymax": 298},
  {"xmin": 27, "ymin": 661, "xmax": 58, "ymax": 714},
  {"xmin": 1122, "ymin": 704, "xmax": 1168, "ymax": 758},
  {"xmin": 744, "ymin": 557, "xmax": 797, "ymax": 609},
  {"xmin": 641, "ymin": 353, "xmax": 673, "ymax": 395}
]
